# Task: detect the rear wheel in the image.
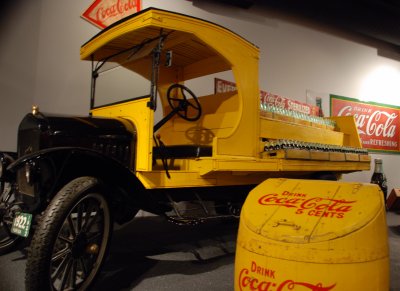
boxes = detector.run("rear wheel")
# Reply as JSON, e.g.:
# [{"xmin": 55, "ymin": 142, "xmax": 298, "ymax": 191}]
[
  {"xmin": 0, "ymin": 187, "xmax": 22, "ymax": 255},
  {"xmin": 25, "ymin": 177, "xmax": 112, "ymax": 291},
  {"xmin": 0, "ymin": 154, "xmax": 22, "ymax": 255}
]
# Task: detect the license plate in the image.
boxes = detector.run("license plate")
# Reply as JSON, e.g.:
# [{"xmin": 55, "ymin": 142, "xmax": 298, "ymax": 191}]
[{"xmin": 11, "ymin": 212, "xmax": 32, "ymax": 238}]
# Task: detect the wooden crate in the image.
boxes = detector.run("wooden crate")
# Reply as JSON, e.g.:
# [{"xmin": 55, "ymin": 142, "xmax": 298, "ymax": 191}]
[{"xmin": 387, "ymin": 188, "xmax": 400, "ymax": 211}]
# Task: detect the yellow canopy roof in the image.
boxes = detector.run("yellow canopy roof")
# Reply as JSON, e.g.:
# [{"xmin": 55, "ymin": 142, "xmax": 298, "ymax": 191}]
[{"xmin": 80, "ymin": 8, "xmax": 259, "ymax": 82}]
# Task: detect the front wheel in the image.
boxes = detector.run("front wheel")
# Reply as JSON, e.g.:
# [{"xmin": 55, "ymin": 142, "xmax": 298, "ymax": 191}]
[{"xmin": 25, "ymin": 177, "xmax": 112, "ymax": 291}]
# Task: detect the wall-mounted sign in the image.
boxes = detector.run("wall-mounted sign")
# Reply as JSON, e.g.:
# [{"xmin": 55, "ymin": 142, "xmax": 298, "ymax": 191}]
[
  {"xmin": 330, "ymin": 95, "xmax": 400, "ymax": 153},
  {"xmin": 81, "ymin": 0, "xmax": 142, "ymax": 29},
  {"xmin": 215, "ymin": 78, "xmax": 320, "ymax": 116}
]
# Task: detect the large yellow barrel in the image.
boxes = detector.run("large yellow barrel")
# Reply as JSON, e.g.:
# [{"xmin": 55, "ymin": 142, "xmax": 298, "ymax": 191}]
[{"xmin": 235, "ymin": 178, "xmax": 389, "ymax": 291}]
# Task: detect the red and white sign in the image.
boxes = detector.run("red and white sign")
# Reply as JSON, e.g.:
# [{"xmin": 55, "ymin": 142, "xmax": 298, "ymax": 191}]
[
  {"xmin": 239, "ymin": 261, "xmax": 336, "ymax": 291},
  {"xmin": 258, "ymin": 191, "xmax": 356, "ymax": 219},
  {"xmin": 215, "ymin": 78, "xmax": 320, "ymax": 116},
  {"xmin": 330, "ymin": 95, "xmax": 400, "ymax": 152},
  {"xmin": 81, "ymin": 0, "xmax": 142, "ymax": 29}
]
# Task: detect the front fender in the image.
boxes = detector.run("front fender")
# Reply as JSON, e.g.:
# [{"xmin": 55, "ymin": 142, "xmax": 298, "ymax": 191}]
[
  {"xmin": 8, "ymin": 147, "xmax": 150, "ymax": 223},
  {"xmin": 0, "ymin": 151, "xmax": 17, "ymax": 182}
]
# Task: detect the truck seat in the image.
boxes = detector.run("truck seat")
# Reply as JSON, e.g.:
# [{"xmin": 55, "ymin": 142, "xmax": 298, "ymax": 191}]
[{"xmin": 153, "ymin": 145, "xmax": 212, "ymax": 159}]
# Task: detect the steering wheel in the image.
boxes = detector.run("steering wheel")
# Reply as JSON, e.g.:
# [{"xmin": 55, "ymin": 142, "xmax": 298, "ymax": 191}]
[{"xmin": 167, "ymin": 84, "xmax": 202, "ymax": 121}]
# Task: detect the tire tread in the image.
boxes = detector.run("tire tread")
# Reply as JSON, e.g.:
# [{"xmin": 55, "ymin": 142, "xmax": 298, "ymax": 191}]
[{"xmin": 25, "ymin": 177, "xmax": 110, "ymax": 291}]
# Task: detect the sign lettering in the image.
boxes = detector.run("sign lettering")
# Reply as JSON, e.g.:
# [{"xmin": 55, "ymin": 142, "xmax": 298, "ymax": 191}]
[
  {"xmin": 331, "ymin": 95, "xmax": 400, "ymax": 152},
  {"xmin": 238, "ymin": 261, "xmax": 336, "ymax": 291},
  {"xmin": 215, "ymin": 78, "xmax": 320, "ymax": 116},
  {"xmin": 257, "ymin": 191, "xmax": 356, "ymax": 219},
  {"xmin": 82, "ymin": 0, "xmax": 142, "ymax": 29}
]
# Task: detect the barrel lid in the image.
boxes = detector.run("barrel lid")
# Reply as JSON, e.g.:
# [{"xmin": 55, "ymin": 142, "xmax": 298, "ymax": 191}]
[{"xmin": 242, "ymin": 178, "xmax": 382, "ymax": 243}]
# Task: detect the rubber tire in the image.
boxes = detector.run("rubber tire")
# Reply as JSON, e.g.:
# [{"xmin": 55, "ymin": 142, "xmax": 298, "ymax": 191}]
[
  {"xmin": 0, "ymin": 155, "xmax": 22, "ymax": 255},
  {"xmin": 0, "ymin": 185, "xmax": 22, "ymax": 255},
  {"xmin": 25, "ymin": 177, "xmax": 112, "ymax": 291}
]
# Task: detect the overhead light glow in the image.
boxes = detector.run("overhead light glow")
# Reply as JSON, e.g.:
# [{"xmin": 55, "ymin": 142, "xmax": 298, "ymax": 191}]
[{"xmin": 359, "ymin": 66, "xmax": 400, "ymax": 106}]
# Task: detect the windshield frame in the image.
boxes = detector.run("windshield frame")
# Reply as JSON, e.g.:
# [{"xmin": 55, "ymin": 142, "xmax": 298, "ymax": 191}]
[{"xmin": 89, "ymin": 30, "xmax": 167, "ymax": 110}]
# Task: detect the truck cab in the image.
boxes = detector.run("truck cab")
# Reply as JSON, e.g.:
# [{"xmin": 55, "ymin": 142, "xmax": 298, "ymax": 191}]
[{"xmin": 82, "ymin": 8, "xmax": 369, "ymax": 189}]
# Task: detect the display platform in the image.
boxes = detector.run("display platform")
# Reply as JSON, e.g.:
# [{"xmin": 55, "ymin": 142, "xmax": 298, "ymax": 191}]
[{"xmin": 0, "ymin": 213, "xmax": 398, "ymax": 290}]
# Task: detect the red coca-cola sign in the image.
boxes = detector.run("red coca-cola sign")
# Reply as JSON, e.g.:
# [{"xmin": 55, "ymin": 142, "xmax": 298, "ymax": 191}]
[
  {"xmin": 330, "ymin": 95, "xmax": 399, "ymax": 152},
  {"xmin": 82, "ymin": 0, "xmax": 141, "ymax": 29},
  {"xmin": 214, "ymin": 78, "xmax": 320, "ymax": 116},
  {"xmin": 238, "ymin": 261, "xmax": 336, "ymax": 291},
  {"xmin": 260, "ymin": 91, "xmax": 320, "ymax": 116},
  {"xmin": 258, "ymin": 191, "xmax": 356, "ymax": 219}
]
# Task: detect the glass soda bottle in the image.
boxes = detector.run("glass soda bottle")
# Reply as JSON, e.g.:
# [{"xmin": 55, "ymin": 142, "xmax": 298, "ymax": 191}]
[{"xmin": 370, "ymin": 158, "xmax": 388, "ymax": 202}]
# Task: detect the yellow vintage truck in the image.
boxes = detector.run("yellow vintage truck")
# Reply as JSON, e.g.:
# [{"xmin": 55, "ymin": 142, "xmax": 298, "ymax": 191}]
[{"xmin": 0, "ymin": 8, "xmax": 375, "ymax": 291}]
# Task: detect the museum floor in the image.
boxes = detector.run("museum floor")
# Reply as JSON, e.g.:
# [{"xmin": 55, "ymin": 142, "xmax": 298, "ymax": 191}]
[{"xmin": 0, "ymin": 212, "xmax": 398, "ymax": 290}]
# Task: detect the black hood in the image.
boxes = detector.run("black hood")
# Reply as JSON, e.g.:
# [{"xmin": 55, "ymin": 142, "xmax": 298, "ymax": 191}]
[{"xmin": 17, "ymin": 113, "xmax": 135, "ymax": 166}]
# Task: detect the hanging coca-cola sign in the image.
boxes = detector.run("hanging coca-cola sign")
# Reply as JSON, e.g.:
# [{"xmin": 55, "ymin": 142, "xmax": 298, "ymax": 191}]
[
  {"xmin": 330, "ymin": 95, "xmax": 400, "ymax": 152},
  {"xmin": 81, "ymin": 0, "xmax": 142, "ymax": 29}
]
